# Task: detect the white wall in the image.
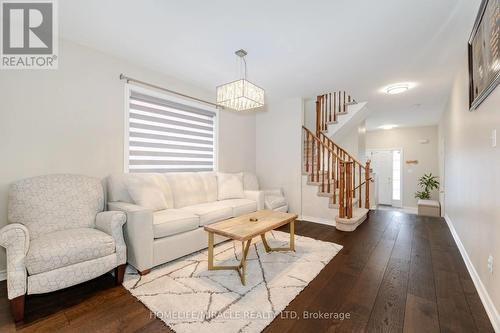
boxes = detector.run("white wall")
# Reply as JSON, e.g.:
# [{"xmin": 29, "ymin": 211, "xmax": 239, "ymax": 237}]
[
  {"xmin": 439, "ymin": 51, "xmax": 500, "ymax": 327},
  {"xmin": 0, "ymin": 40, "xmax": 256, "ymax": 272},
  {"xmin": 256, "ymin": 98, "xmax": 303, "ymax": 214},
  {"xmin": 366, "ymin": 126, "xmax": 439, "ymax": 208}
]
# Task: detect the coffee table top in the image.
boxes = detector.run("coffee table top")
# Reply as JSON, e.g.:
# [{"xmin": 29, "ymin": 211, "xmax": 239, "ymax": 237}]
[{"xmin": 204, "ymin": 210, "xmax": 298, "ymax": 241}]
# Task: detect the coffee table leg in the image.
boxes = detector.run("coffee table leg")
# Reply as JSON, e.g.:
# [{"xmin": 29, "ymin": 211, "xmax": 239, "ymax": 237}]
[
  {"xmin": 208, "ymin": 232, "xmax": 214, "ymax": 270},
  {"xmin": 260, "ymin": 220, "xmax": 296, "ymax": 252},
  {"xmin": 239, "ymin": 240, "xmax": 252, "ymax": 285},
  {"xmin": 260, "ymin": 234, "xmax": 271, "ymax": 253},
  {"xmin": 207, "ymin": 233, "xmax": 252, "ymax": 286}
]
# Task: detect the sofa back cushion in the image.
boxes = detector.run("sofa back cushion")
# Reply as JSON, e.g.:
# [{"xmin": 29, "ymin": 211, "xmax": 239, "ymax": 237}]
[
  {"xmin": 198, "ymin": 172, "xmax": 218, "ymax": 202},
  {"xmin": 164, "ymin": 173, "xmax": 208, "ymax": 208},
  {"xmin": 217, "ymin": 172, "xmax": 245, "ymax": 200},
  {"xmin": 8, "ymin": 174, "xmax": 104, "ymax": 239},
  {"xmin": 126, "ymin": 177, "xmax": 168, "ymax": 211},
  {"xmin": 107, "ymin": 173, "xmax": 174, "ymax": 208}
]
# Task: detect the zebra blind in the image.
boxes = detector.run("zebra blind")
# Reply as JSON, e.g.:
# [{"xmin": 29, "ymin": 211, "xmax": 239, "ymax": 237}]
[{"xmin": 127, "ymin": 90, "xmax": 216, "ymax": 173}]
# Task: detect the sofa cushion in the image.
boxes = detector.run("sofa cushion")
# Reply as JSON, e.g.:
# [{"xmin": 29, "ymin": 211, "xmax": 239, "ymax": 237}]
[
  {"xmin": 265, "ymin": 195, "xmax": 287, "ymax": 210},
  {"xmin": 198, "ymin": 172, "xmax": 218, "ymax": 202},
  {"xmin": 164, "ymin": 173, "xmax": 207, "ymax": 208},
  {"xmin": 107, "ymin": 173, "xmax": 174, "ymax": 207},
  {"xmin": 153, "ymin": 209, "xmax": 200, "ymax": 238},
  {"xmin": 217, "ymin": 172, "xmax": 244, "ymax": 200},
  {"xmin": 180, "ymin": 202, "xmax": 233, "ymax": 226},
  {"xmin": 243, "ymin": 172, "xmax": 260, "ymax": 191},
  {"xmin": 126, "ymin": 176, "xmax": 168, "ymax": 211},
  {"xmin": 26, "ymin": 228, "xmax": 115, "ymax": 275},
  {"xmin": 217, "ymin": 199, "xmax": 257, "ymax": 217}
]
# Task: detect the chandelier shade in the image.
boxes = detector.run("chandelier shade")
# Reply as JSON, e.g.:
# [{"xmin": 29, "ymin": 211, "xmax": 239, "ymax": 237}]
[
  {"xmin": 216, "ymin": 49, "xmax": 265, "ymax": 111},
  {"xmin": 216, "ymin": 79, "xmax": 264, "ymax": 111}
]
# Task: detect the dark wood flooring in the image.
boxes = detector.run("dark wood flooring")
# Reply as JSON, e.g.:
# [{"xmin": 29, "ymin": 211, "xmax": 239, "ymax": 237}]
[{"xmin": 0, "ymin": 210, "xmax": 494, "ymax": 332}]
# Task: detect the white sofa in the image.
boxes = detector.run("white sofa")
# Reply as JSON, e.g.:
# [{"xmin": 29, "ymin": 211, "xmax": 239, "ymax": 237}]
[{"xmin": 106, "ymin": 171, "xmax": 287, "ymax": 274}]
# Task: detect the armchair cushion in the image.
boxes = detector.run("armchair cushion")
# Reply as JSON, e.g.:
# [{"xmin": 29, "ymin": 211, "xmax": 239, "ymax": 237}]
[{"xmin": 25, "ymin": 228, "xmax": 115, "ymax": 275}]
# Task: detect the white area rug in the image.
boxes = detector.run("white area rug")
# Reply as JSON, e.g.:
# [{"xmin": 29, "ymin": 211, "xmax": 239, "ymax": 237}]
[{"xmin": 123, "ymin": 231, "xmax": 342, "ymax": 333}]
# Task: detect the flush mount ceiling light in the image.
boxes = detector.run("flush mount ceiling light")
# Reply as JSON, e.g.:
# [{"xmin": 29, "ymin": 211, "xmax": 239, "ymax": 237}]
[
  {"xmin": 380, "ymin": 82, "xmax": 417, "ymax": 95},
  {"xmin": 216, "ymin": 49, "xmax": 265, "ymax": 111},
  {"xmin": 386, "ymin": 84, "xmax": 409, "ymax": 94},
  {"xmin": 379, "ymin": 124, "xmax": 397, "ymax": 130}
]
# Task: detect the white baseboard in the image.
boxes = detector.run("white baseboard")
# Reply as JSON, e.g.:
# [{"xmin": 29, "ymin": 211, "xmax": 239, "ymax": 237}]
[
  {"xmin": 0, "ymin": 269, "xmax": 6, "ymax": 281},
  {"xmin": 299, "ymin": 215, "xmax": 335, "ymax": 227},
  {"xmin": 444, "ymin": 214, "xmax": 500, "ymax": 332}
]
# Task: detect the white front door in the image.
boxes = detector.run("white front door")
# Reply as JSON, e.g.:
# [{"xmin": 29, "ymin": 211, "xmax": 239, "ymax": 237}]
[
  {"xmin": 369, "ymin": 149, "xmax": 402, "ymax": 207},
  {"xmin": 371, "ymin": 151, "xmax": 393, "ymax": 205}
]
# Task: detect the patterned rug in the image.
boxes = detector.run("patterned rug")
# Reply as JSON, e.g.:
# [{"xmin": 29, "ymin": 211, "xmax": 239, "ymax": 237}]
[{"xmin": 123, "ymin": 231, "xmax": 342, "ymax": 333}]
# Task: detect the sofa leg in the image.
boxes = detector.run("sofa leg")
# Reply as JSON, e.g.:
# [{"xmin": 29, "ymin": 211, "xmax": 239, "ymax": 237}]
[
  {"xmin": 115, "ymin": 264, "xmax": 126, "ymax": 285},
  {"xmin": 138, "ymin": 269, "xmax": 151, "ymax": 276},
  {"xmin": 10, "ymin": 295, "xmax": 25, "ymax": 322}
]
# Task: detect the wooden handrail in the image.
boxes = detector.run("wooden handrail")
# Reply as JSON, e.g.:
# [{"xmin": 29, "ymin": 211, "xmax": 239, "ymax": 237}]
[
  {"xmin": 303, "ymin": 125, "xmax": 371, "ymax": 220},
  {"xmin": 318, "ymin": 131, "xmax": 365, "ymax": 167},
  {"xmin": 302, "ymin": 126, "xmax": 342, "ymax": 160}
]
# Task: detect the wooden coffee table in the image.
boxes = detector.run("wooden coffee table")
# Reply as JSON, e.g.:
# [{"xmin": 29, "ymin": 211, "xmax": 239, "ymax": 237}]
[{"xmin": 204, "ymin": 210, "xmax": 298, "ymax": 285}]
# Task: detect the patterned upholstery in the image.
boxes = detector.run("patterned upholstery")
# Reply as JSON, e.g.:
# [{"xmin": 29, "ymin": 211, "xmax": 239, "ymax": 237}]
[
  {"xmin": 28, "ymin": 254, "xmax": 117, "ymax": 294},
  {"xmin": 0, "ymin": 174, "xmax": 126, "ymax": 300},
  {"xmin": 0, "ymin": 224, "xmax": 29, "ymax": 299},
  {"xmin": 25, "ymin": 228, "xmax": 115, "ymax": 275},
  {"xmin": 8, "ymin": 174, "xmax": 104, "ymax": 239}
]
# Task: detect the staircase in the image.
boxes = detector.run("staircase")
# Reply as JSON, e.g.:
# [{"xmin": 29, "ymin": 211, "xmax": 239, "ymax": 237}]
[{"xmin": 302, "ymin": 92, "xmax": 371, "ymax": 231}]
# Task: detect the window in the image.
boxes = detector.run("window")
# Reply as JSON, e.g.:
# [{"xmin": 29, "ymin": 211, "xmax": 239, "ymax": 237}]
[
  {"xmin": 392, "ymin": 150, "xmax": 401, "ymax": 201},
  {"xmin": 126, "ymin": 89, "xmax": 217, "ymax": 173}
]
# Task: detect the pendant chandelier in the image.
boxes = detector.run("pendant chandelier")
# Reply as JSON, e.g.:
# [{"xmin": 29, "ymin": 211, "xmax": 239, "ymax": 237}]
[{"xmin": 216, "ymin": 49, "xmax": 265, "ymax": 111}]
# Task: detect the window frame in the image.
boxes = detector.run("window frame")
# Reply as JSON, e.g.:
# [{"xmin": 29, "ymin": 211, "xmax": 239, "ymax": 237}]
[{"xmin": 123, "ymin": 84, "xmax": 219, "ymax": 173}]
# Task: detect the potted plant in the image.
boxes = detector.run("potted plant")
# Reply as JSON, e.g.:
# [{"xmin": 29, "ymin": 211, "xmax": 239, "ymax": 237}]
[{"xmin": 415, "ymin": 173, "xmax": 439, "ymax": 200}]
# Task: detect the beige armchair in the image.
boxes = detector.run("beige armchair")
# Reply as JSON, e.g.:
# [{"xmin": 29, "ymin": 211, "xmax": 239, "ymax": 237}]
[{"xmin": 0, "ymin": 174, "xmax": 127, "ymax": 321}]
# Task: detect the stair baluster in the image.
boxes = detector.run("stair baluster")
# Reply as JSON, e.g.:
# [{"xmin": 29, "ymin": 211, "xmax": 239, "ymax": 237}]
[
  {"xmin": 365, "ymin": 160, "xmax": 370, "ymax": 209},
  {"xmin": 305, "ymin": 132, "xmax": 309, "ymax": 173}
]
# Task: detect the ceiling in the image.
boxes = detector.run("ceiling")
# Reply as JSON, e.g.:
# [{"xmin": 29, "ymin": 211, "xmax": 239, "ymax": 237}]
[{"xmin": 60, "ymin": 0, "xmax": 482, "ymax": 130}]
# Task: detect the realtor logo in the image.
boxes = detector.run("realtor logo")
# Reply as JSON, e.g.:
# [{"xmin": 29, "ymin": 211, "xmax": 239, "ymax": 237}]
[{"xmin": 1, "ymin": 0, "xmax": 58, "ymax": 69}]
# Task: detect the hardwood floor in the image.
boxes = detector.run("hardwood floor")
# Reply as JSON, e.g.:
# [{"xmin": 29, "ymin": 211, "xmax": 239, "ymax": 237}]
[{"xmin": 0, "ymin": 210, "xmax": 494, "ymax": 332}]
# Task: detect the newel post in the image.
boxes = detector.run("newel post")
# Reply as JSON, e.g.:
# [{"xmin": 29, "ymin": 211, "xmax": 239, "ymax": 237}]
[{"xmin": 365, "ymin": 160, "xmax": 371, "ymax": 209}]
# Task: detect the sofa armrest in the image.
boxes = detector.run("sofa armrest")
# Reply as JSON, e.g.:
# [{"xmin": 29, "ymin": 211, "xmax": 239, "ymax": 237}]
[
  {"xmin": 244, "ymin": 190, "xmax": 265, "ymax": 210},
  {"xmin": 0, "ymin": 223, "xmax": 29, "ymax": 299},
  {"xmin": 107, "ymin": 202, "xmax": 154, "ymax": 272},
  {"xmin": 95, "ymin": 211, "xmax": 127, "ymax": 265}
]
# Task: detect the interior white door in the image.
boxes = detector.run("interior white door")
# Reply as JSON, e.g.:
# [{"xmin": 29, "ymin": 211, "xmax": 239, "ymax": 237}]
[{"xmin": 370, "ymin": 151, "xmax": 393, "ymax": 205}]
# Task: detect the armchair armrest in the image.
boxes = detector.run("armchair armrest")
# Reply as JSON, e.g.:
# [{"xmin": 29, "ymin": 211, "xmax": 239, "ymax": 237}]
[
  {"xmin": 107, "ymin": 202, "xmax": 154, "ymax": 272},
  {"xmin": 244, "ymin": 190, "xmax": 265, "ymax": 210},
  {"xmin": 95, "ymin": 211, "xmax": 126, "ymax": 265},
  {"xmin": 0, "ymin": 223, "xmax": 29, "ymax": 299}
]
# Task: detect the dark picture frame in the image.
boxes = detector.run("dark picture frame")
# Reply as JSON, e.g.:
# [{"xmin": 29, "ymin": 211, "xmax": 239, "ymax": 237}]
[{"xmin": 468, "ymin": 0, "xmax": 500, "ymax": 110}]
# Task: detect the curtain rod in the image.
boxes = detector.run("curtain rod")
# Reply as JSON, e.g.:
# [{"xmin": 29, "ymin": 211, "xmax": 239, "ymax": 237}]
[{"xmin": 119, "ymin": 74, "xmax": 223, "ymax": 109}]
